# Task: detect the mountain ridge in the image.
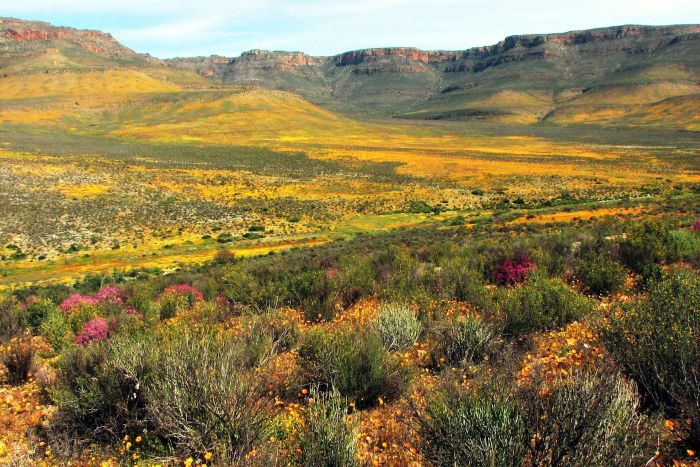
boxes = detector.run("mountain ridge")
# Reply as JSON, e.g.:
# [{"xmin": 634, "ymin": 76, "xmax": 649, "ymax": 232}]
[{"xmin": 1, "ymin": 18, "xmax": 699, "ymax": 126}]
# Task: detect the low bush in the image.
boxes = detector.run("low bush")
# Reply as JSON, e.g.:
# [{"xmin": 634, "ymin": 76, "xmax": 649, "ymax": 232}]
[
  {"xmin": 236, "ymin": 310, "xmax": 298, "ymax": 368},
  {"xmin": 498, "ymin": 275, "xmax": 590, "ymax": 336},
  {"xmin": 520, "ymin": 370, "xmax": 652, "ymax": 466},
  {"xmin": 24, "ymin": 298, "xmax": 57, "ymax": 333},
  {"xmin": 2, "ymin": 335, "xmax": 35, "ymax": 385},
  {"xmin": 492, "ymin": 252, "xmax": 534, "ymax": 287},
  {"xmin": 296, "ymin": 389, "xmax": 359, "ymax": 467},
  {"xmin": 602, "ymin": 268, "xmax": 700, "ymax": 445},
  {"xmin": 212, "ymin": 249, "xmax": 237, "ymax": 265},
  {"xmin": 436, "ymin": 257, "xmax": 494, "ymax": 312},
  {"xmin": 74, "ymin": 317, "xmax": 111, "ymax": 346},
  {"xmin": 619, "ymin": 221, "xmax": 685, "ymax": 282},
  {"xmin": 40, "ymin": 308, "xmax": 71, "ymax": 352},
  {"xmin": 0, "ymin": 298, "xmax": 26, "ymax": 342},
  {"xmin": 49, "ymin": 332, "xmax": 154, "ymax": 451},
  {"xmin": 332, "ymin": 256, "xmax": 375, "ymax": 310},
  {"xmin": 429, "ymin": 314, "xmax": 497, "ymax": 366},
  {"xmin": 157, "ymin": 284, "xmax": 204, "ymax": 319},
  {"xmin": 146, "ymin": 330, "xmax": 269, "ymax": 462},
  {"xmin": 416, "ymin": 381, "xmax": 526, "ymax": 466},
  {"xmin": 299, "ymin": 327, "xmax": 411, "ymax": 408},
  {"xmin": 376, "ymin": 302, "xmax": 421, "ymax": 351},
  {"xmin": 576, "ymin": 254, "xmax": 627, "ymax": 296}
]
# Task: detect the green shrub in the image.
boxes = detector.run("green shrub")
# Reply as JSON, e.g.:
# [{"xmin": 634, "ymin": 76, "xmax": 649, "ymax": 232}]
[
  {"xmin": 437, "ymin": 257, "xmax": 494, "ymax": 311},
  {"xmin": 126, "ymin": 283, "xmax": 157, "ymax": 322},
  {"xmin": 20, "ymin": 298, "xmax": 55, "ymax": 333},
  {"xmin": 146, "ymin": 330, "xmax": 269, "ymax": 462},
  {"xmin": 520, "ymin": 370, "xmax": 651, "ymax": 466},
  {"xmin": 669, "ymin": 229, "xmax": 700, "ymax": 260},
  {"xmin": 429, "ymin": 314, "xmax": 497, "ymax": 366},
  {"xmin": 157, "ymin": 287, "xmax": 201, "ymax": 320},
  {"xmin": 498, "ymin": 275, "xmax": 590, "ymax": 336},
  {"xmin": 65, "ymin": 304, "xmax": 99, "ymax": 333},
  {"xmin": 298, "ymin": 328, "xmax": 411, "ymax": 408},
  {"xmin": 619, "ymin": 221, "xmax": 683, "ymax": 282},
  {"xmin": 376, "ymin": 302, "xmax": 421, "ymax": 351},
  {"xmin": 332, "ymin": 256, "xmax": 375, "ymax": 310},
  {"xmin": 40, "ymin": 308, "xmax": 71, "ymax": 352},
  {"xmin": 289, "ymin": 270, "xmax": 336, "ymax": 322},
  {"xmin": 49, "ymin": 332, "xmax": 153, "ymax": 451},
  {"xmin": 602, "ymin": 268, "xmax": 700, "ymax": 444},
  {"xmin": 236, "ymin": 310, "xmax": 298, "ymax": 368},
  {"xmin": 297, "ymin": 389, "xmax": 359, "ymax": 467},
  {"xmin": 416, "ymin": 382, "xmax": 526, "ymax": 467},
  {"xmin": 217, "ymin": 232, "xmax": 234, "ymax": 243},
  {"xmin": 577, "ymin": 254, "xmax": 627, "ymax": 296}
]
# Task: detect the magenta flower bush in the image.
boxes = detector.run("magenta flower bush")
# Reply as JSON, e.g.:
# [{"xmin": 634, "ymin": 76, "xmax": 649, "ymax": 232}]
[
  {"xmin": 59, "ymin": 293, "xmax": 100, "ymax": 313},
  {"xmin": 492, "ymin": 253, "xmax": 534, "ymax": 286},
  {"xmin": 59, "ymin": 286, "xmax": 142, "ymax": 323},
  {"xmin": 96, "ymin": 286, "xmax": 125, "ymax": 306},
  {"xmin": 75, "ymin": 317, "xmax": 111, "ymax": 346},
  {"xmin": 161, "ymin": 284, "xmax": 205, "ymax": 301}
]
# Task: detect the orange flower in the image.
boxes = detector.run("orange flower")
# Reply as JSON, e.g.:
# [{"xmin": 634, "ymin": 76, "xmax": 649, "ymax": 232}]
[
  {"xmin": 664, "ymin": 420, "xmax": 675, "ymax": 431},
  {"xmin": 688, "ymin": 449, "xmax": 696, "ymax": 457}
]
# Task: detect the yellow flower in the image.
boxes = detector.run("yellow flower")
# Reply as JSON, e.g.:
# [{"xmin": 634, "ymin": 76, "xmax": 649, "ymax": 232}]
[
  {"xmin": 664, "ymin": 420, "xmax": 675, "ymax": 430},
  {"xmin": 184, "ymin": 457, "xmax": 194, "ymax": 467},
  {"xmin": 135, "ymin": 435, "xmax": 142, "ymax": 443},
  {"xmin": 123, "ymin": 435, "xmax": 129, "ymax": 442},
  {"xmin": 204, "ymin": 452, "xmax": 213, "ymax": 461}
]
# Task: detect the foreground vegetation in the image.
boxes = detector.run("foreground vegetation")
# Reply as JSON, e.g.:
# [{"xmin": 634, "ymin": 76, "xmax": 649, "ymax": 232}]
[{"xmin": 1, "ymin": 212, "xmax": 699, "ymax": 465}]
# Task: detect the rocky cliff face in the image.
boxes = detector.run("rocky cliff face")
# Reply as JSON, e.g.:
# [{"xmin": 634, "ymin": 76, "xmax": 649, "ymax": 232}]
[
  {"xmin": 2, "ymin": 18, "xmax": 698, "ymax": 116},
  {"xmin": 169, "ymin": 25, "xmax": 699, "ymax": 80},
  {"xmin": 0, "ymin": 17, "xmax": 138, "ymax": 58}
]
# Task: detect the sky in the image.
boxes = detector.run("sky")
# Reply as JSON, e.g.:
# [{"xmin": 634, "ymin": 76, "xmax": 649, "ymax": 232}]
[{"xmin": 1, "ymin": 0, "xmax": 699, "ymax": 58}]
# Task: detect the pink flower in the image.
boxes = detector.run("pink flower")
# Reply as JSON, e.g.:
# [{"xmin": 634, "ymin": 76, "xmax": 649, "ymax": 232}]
[
  {"xmin": 96, "ymin": 286, "xmax": 125, "ymax": 305},
  {"xmin": 691, "ymin": 218, "xmax": 700, "ymax": 232},
  {"xmin": 75, "ymin": 317, "xmax": 110, "ymax": 346},
  {"xmin": 160, "ymin": 284, "xmax": 205, "ymax": 301},
  {"xmin": 59, "ymin": 293, "xmax": 99, "ymax": 313},
  {"xmin": 493, "ymin": 253, "xmax": 534, "ymax": 286}
]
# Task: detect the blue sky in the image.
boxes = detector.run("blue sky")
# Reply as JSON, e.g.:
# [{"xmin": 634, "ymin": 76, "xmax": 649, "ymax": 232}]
[{"xmin": 2, "ymin": 0, "xmax": 699, "ymax": 58}]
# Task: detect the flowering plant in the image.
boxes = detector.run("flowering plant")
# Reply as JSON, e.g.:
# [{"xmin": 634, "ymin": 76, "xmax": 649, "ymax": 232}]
[
  {"xmin": 59, "ymin": 294, "xmax": 99, "ymax": 313},
  {"xmin": 160, "ymin": 284, "xmax": 205, "ymax": 301},
  {"xmin": 492, "ymin": 253, "xmax": 534, "ymax": 286},
  {"xmin": 75, "ymin": 317, "xmax": 111, "ymax": 346}
]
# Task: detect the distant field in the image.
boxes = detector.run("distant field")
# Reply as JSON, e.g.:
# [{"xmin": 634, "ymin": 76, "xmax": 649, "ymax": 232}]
[{"xmin": 0, "ymin": 71, "xmax": 698, "ymax": 286}]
